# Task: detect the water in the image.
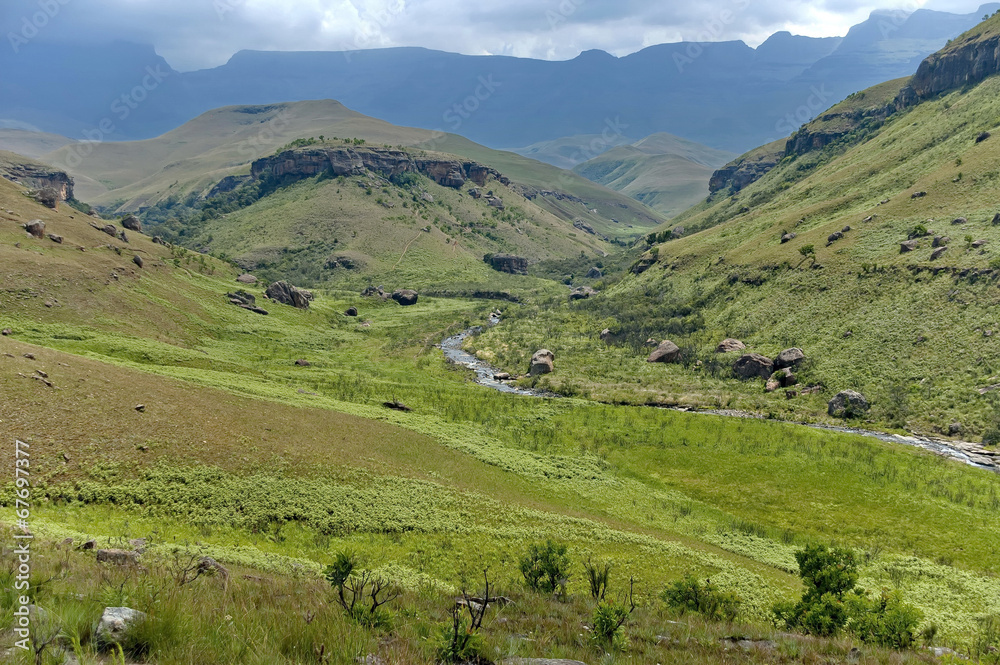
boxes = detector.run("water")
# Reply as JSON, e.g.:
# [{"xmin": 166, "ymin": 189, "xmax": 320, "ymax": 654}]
[{"xmin": 439, "ymin": 317, "xmax": 998, "ymax": 472}]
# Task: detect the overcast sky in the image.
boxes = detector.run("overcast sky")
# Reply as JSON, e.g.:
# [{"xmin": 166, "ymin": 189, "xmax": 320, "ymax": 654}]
[{"xmin": 1, "ymin": 0, "xmax": 992, "ymax": 70}]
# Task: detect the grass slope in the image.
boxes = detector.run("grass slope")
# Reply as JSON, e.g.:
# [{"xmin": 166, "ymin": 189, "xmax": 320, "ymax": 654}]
[
  {"xmin": 0, "ymin": 166, "xmax": 998, "ymax": 662},
  {"xmin": 471, "ymin": 59, "xmax": 1000, "ymax": 441},
  {"xmin": 35, "ymin": 100, "xmax": 665, "ymax": 240}
]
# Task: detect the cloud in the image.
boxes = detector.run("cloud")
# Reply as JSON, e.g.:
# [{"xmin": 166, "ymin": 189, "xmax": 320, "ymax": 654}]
[{"xmin": 1, "ymin": 0, "xmax": 989, "ymax": 70}]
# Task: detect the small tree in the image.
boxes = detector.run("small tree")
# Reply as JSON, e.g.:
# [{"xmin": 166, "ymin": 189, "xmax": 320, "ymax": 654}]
[
  {"xmin": 323, "ymin": 551, "xmax": 398, "ymax": 628},
  {"xmin": 798, "ymin": 244, "xmax": 816, "ymax": 265},
  {"xmin": 774, "ymin": 544, "xmax": 858, "ymax": 636},
  {"xmin": 519, "ymin": 540, "xmax": 571, "ymax": 594},
  {"xmin": 583, "ymin": 557, "xmax": 612, "ymax": 601},
  {"xmin": 591, "ymin": 576, "xmax": 637, "ymax": 651}
]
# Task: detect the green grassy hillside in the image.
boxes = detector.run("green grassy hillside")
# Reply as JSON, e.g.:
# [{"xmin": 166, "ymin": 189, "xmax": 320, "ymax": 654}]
[
  {"xmin": 570, "ymin": 133, "xmax": 735, "ymax": 217},
  {"xmin": 469, "ymin": 53, "xmax": 1000, "ymax": 443},
  {"xmin": 1, "ymin": 147, "xmax": 998, "ymax": 662},
  {"xmin": 37, "ymin": 100, "xmax": 665, "ymax": 239}
]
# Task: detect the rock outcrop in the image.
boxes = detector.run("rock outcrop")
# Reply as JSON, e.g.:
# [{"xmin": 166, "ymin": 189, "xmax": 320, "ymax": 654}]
[
  {"xmin": 0, "ymin": 153, "xmax": 74, "ymax": 201},
  {"xmin": 121, "ymin": 215, "xmax": 142, "ymax": 232},
  {"xmin": 391, "ymin": 289, "xmax": 418, "ymax": 306},
  {"xmin": 569, "ymin": 286, "xmax": 597, "ymax": 300},
  {"xmin": 529, "ymin": 349, "xmax": 555, "ymax": 376},
  {"xmin": 733, "ymin": 353, "xmax": 774, "ymax": 380},
  {"xmin": 486, "ymin": 254, "xmax": 528, "ymax": 275},
  {"xmin": 96, "ymin": 607, "xmax": 147, "ymax": 648},
  {"xmin": 716, "ymin": 338, "xmax": 746, "ymax": 353},
  {"xmin": 828, "ymin": 390, "xmax": 870, "ymax": 418},
  {"xmin": 709, "ymin": 140, "xmax": 785, "ymax": 194},
  {"xmin": 250, "ymin": 146, "xmax": 504, "ymax": 190},
  {"xmin": 266, "ymin": 281, "xmax": 312, "ymax": 309},
  {"xmin": 23, "ymin": 220, "xmax": 44, "ymax": 239},
  {"xmin": 647, "ymin": 340, "xmax": 681, "ymax": 363},
  {"xmin": 774, "ymin": 348, "xmax": 805, "ymax": 369},
  {"xmin": 906, "ymin": 31, "xmax": 1000, "ymax": 103}
]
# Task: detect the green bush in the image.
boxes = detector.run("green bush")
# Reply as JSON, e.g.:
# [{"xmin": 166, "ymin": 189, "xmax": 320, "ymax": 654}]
[
  {"xmin": 591, "ymin": 601, "xmax": 630, "ymax": 650},
  {"xmin": 775, "ymin": 544, "xmax": 859, "ymax": 636},
  {"xmin": 519, "ymin": 540, "xmax": 570, "ymax": 594},
  {"xmin": 846, "ymin": 589, "xmax": 923, "ymax": 648},
  {"xmin": 435, "ymin": 614, "xmax": 486, "ymax": 664},
  {"xmin": 662, "ymin": 574, "xmax": 741, "ymax": 622}
]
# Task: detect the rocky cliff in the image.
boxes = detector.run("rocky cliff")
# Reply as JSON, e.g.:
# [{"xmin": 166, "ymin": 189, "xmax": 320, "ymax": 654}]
[
  {"xmin": 250, "ymin": 146, "xmax": 506, "ymax": 189},
  {"xmin": 905, "ymin": 28, "xmax": 1000, "ymax": 101},
  {"xmin": 0, "ymin": 151, "xmax": 74, "ymax": 200},
  {"xmin": 708, "ymin": 140, "xmax": 786, "ymax": 194}
]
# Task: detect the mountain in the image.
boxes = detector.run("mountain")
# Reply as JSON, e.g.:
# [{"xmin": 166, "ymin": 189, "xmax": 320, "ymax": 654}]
[
  {"xmin": 467, "ymin": 11, "xmax": 1000, "ymax": 446},
  {"xmin": 30, "ymin": 100, "xmax": 666, "ymax": 289},
  {"xmin": 2, "ymin": 5, "xmax": 998, "ymax": 154},
  {"xmin": 569, "ymin": 133, "xmax": 735, "ymax": 217},
  {"xmin": 507, "ymin": 134, "xmax": 636, "ymax": 170}
]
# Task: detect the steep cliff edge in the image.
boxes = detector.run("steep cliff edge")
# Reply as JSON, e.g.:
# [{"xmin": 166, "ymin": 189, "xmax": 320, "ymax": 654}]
[
  {"xmin": 0, "ymin": 150, "xmax": 74, "ymax": 200},
  {"xmin": 904, "ymin": 13, "xmax": 1000, "ymax": 101},
  {"xmin": 250, "ymin": 145, "xmax": 507, "ymax": 189}
]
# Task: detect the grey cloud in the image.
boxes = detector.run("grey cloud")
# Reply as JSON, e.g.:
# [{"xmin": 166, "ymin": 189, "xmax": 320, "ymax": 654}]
[{"xmin": 1, "ymin": 0, "xmax": 988, "ymax": 70}]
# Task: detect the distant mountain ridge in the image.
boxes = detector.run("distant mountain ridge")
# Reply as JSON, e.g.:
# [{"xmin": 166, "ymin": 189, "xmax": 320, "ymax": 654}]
[{"xmin": 1, "ymin": 4, "xmax": 998, "ymax": 153}]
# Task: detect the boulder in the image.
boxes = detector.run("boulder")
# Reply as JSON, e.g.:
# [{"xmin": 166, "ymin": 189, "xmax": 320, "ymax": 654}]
[
  {"xmin": 780, "ymin": 233, "xmax": 796, "ymax": 243},
  {"xmin": 236, "ymin": 274, "xmax": 258, "ymax": 284},
  {"xmin": 931, "ymin": 246, "xmax": 947, "ymax": 260},
  {"xmin": 96, "ymin": 607, "xmax": 147, "ymax": 648},
  {"xmin": 777, "ymin": 367, "xmax": 797, "ymax": 387},
  {"xmin": 774, "ymin": 347, "xmax": 805, "ymax": 369},
  {"xmin": 1, "ymin": 328, "xmax": 11, "ymax": 336},
  {"xmin": 295, "ymin": 359, "xmax": 310, "ymax": 366},
  {"xmin": 716, "ymin": 338, "xmax": 745, "ymax": 353},
  {"xmin": 842, "ymin": 225, "xmax": 851, "ymax": 233},
  {"xmin": 948, "ymin": 422, "xmax": 963, "ymax": 435},
  {"xmin": 32, "ymin": 187, "xmax": 59, "ymax": 209},
  {"xmin": 733, "ymin": 353, "xmax": 774, "ymax": 381},
  {"xmin": 827, "ymin": 231, "xmax": 843, "ymax": 244},
  {"xmin": 121, "ymin": 215, "xmax": 142, "ymax": 232},
  {"xmin": 23, "ymin": 220, "xmax": 44, "ymax": 238},
  {"xmin": 96, "ymin": 549, "xmax": 140, "ymax": 565},
  {"xmin": 132, "ymin": 255, "xmax": 143, "ymax": 269},
  {"xmin": 827, "ymin": 390, "xmax": 870, "ymax": 418},
  {"xmin": 932, "ymin": 235, "xmax": 949, "ymax": 247},
  {"xmin": 647, "ymin": 340, "xmax": 680, "ymax": 363},
  {"xmin": 900, "ymin": 239, "xmax": 918, "ymax": 253},
  {"xmin": 952, "ymin": 217, "xmax": 968, "ymax": 225},
  {"xmin": 765, "ymin": 378, "xmax": 781, "ymax": 392},
  {"xmin": 529, "ymin": 349, "xmax": 554, "ymax": 376},
  {"xmin": 972, "ymin": 239, "xmax": 988, "ymax": 248},
  {"xmin": 977, "ymin": 131, "xmax": 991, "ymax": 143},
  {"xmin": 227, "ymin": 290, "xmax": 255, "ymax": 306},
  {"xmin": 911, "ymin": 191, "xmax": 926, "ymax": 199},
  {"xmin": 569, "ymin": 286, "xmax": 597, "ymax": 300},
  {"xmin": 47, "ymin": 233, "xmax": 62, "ymax": 243},
  {"xmin": 100, "ymin": 224, "xmax": 118, "ymax": 237},
  {"xmin": 391, "ymin": 289, "xmax": 418, "ymax": 306},
  {"xmin": 586, "ymin": 267, "xmax": 603, "ymax": 279},
  {"xmin": 266, "ymin": 281, "xmax": 311, "ymax": 309},
  {"xmin": 487, "ymin": 253, "xmax": 528, "ymax": 275},
  {"xmin": 645, "ymin": 338, "xmax": 658, "ymax": 347},
  {"xmin": 345, "ymin": 306, "xmax": 358, "ymax": 317}
]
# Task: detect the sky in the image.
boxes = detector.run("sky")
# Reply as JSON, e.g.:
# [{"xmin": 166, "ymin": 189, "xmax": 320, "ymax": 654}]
[{"xmin": 1, "ymin": 0, "xmax": 993, "ymax": 71}]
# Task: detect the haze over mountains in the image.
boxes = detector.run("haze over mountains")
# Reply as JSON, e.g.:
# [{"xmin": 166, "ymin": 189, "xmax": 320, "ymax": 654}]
[{"xmin": 2, "ymin": 3, "xmax": 999, "ymax": 157}]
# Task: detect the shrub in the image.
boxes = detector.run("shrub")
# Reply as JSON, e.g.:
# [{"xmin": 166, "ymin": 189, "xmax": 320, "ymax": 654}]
[
  {"xmin": 435, "ymin": 614, "xmax": 486, "ymax": 664},
  {"xmin": 583, "ymin": 557, "xmax": 611, "ymax": 600},
  {"xmin": 662, "ymin": 574, "xmax": 741, "ymax": 622},
  {"xmin": 519, "ymin": 540, "xmax": 570, "ymax": 594},
  {"xmin": 845, "ymin": 589, "xmax": 922, "ymax": 648},
  {"xmin": 592, "ymin": 601, "xmax": 630, "ymax": 650},
  {"xmin": 774, "ymin": 544, "xmax": 858, "ymax": 636},
  {"xmin": 323, "ymin": 551, "xmax": 397, "ymax": 628}
]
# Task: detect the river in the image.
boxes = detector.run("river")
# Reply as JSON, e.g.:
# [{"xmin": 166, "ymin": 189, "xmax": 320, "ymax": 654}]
[{"xmin": 438, "ymin": 317, "xmax": 999, "ymax": 473}]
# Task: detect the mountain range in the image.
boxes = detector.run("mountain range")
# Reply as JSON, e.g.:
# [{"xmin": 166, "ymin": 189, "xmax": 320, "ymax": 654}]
[{"xmin": 2, "ymin": 4, "xmax": 999, "ymax": 155}]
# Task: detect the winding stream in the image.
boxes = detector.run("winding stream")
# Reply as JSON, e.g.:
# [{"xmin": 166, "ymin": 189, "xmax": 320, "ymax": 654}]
[{"xmin": 439, "ymin": 318, "xmax": 999, "ymax": 473}]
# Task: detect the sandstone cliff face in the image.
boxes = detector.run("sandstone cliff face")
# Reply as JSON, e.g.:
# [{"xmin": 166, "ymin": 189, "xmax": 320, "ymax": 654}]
[
  {"xmin": 0, "ymin": 162, "xmax": 74, "ymax": 200},
  {"xmin": 783, "ymin": 103, "xmax": 895, "ymax": 158},
  {"xmin": 908, "ymin": 33, "xmax": 1000, "ymax": 100},
  {"xmin": 250, "ymin": 146, "xmax": 504, "ymax": 189},
  {"xmin": 708, "ymin": 142, "xmax": 785, "ymax": 194}
]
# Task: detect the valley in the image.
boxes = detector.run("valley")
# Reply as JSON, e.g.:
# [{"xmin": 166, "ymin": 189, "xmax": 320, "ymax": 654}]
[{"xmin": 2, "ymin": 6, "xmax": 1000, "ymax": 665}]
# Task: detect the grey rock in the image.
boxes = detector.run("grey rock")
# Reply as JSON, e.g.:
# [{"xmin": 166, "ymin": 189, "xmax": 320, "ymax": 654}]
[
  {"xmin": 266, "ymin": 281, "xmax": 311, "ymax": 309},
  {"xmin": 780, "ymin": 233, "xmax": 796, "ymax": 243},
  {"xmin": 345, "ymin": 306, "xmax": 358, "ymax": 317},
  {"xmin": 487, "ymin": 254, "xmax": 528, "ymax": 275},
  {"xmin": 121, "ymin": 215, "xmax": 142, "ymax": 232},
  {"xmin": 900, "ymin": 239, "xmax": 918, "ymax": 253},
  {"xmin": 647, "ymin": 340, "xmax": 681, "ymax": 363},
  {"xmin": 734, "ymin": 353, "xmax": 774, "ymax": 380},
  {"xmin": 96, "ymin": 607, "xmax": 146, "ymax": 647},
  {"xmin": 932, "ymin": 235, "xmax": 949, "ymax": 247},
  {"xmin": 47, "ymin": 233, "xmax": 62, "ymax": 243},
  {"xmin": 931, "ymin": 246, "xmax": 947, "ymax": 260},
  {"xmin": 132, "ymin": 255, "xmax": 143, "ymax": 269},
  {"xmin": 100, "ymin": 224, "xmax": 118, "ymax": 237},
  {"xmin": 952, "ymin": 217, "xmax": 968, "ymax": 225},
  {"xmin": 569, "ymin": 286, "xmax": 597, "ymax": 300},
  {"xmin": 391, "ymin": 289, "xmax": 418, "ymax": 306},
  {"xmin": 948, "ymin": 422, "xmax": 962, "ymax": 435},
  {"xmin": 530, "ymin": 349, "xmax": 554, "ymax": 376},
  {"xmin": 585, "ymin": 267, "xmax": 602, "ymax": 279},
  {"xmin": 972, "ymin": 238, "xmax": 988, "ymax": 248},
  {"xmin": 23, "ymin": 220, "xmax": 45, "ymax": 238},
  {"xmin": 716, "ymin": 338, "xmax": 746, "ymax": 353},
  {"xmin": 774, "ymin": 347, "xmax": 805, "ymax": 369},
  {"xmin": 236, "ymin": 273, "xmax": 258, "ymax": 284},
  {"xmin": 827, "ymin": 231, "xmax": 843, "ymax": 244},
  {"xmin": 599, "ymin": 328, "xmax": 613, "ymax": 342},
  {"xmin": 828, "ymin": 390, "xmax": 870, "ymax": 418}
]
